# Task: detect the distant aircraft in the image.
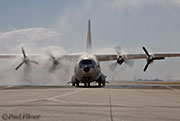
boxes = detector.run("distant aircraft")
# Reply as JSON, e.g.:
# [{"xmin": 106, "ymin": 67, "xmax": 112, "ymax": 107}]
[{"xmin": 1, "ymin": 20, "xmax": 180, "ymax": 87}]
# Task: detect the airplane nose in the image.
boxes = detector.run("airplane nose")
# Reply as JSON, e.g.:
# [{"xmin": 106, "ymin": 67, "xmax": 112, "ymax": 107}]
[{"xmin": 84, "ymin": 66, "xmax": 90, "ymax": 73}]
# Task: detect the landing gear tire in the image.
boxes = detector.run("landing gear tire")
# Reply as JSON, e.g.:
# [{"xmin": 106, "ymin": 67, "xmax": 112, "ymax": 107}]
[
  {"xmin": 72, "ymin": 83, "xmax": 75, "ymax": 86},
  {"xmin": 102, "ymin": 82, "xmax": 105, "ymax": 87},
  {"xmin": 76, "ymin": 82, "xmax": 79, "ymax": 87},
  {"xmin": 98, "ymin": 82, "xmax": 101, "ymax": 87},
  {"xmin": 88, "ymin": 83, "xmax": 90, "ymax": 87}
]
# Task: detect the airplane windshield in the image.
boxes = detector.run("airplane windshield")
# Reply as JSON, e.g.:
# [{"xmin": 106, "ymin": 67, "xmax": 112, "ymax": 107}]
[
  {"xmin": 79, "ymin": 59, "xmax": 96, "ymax": 68},
  {"xmin": 81, "ymin": 60, "xmax": 93, "ymax": 64}
]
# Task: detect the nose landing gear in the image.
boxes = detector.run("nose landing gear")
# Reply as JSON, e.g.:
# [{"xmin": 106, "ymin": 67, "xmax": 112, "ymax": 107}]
[{"xmin": 84, "ymin": 83, "xmax": 91, "ymax": 87}]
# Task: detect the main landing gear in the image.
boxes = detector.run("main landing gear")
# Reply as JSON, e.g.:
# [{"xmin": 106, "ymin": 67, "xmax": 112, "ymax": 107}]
[
  {"xmin": 72, "ymin": 80, "xmax": 79, "ymax": 87},
  {"xmin": 98, "ymin": 82, "xmax": 105, "ymax": 87},
  {"xmin": 71, "ymin": 79, "xmax": 105, "ymax": 87}
]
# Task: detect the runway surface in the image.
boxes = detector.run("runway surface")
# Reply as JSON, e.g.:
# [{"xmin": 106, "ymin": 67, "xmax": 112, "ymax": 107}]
[{"xmin": 0, "ymin": 81, "xmax": 180, "ymax": 121}]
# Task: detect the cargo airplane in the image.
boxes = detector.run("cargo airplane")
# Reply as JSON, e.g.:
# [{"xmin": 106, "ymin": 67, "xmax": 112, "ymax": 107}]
[{"xmin": 1, "ymin": 20, "xmax": 180, "ymax": 87}]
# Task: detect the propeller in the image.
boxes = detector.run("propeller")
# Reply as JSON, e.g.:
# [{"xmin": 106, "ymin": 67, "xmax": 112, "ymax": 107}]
[
  {"xmin": 45, "ymin": 50, "xmax": 60, "ymax": 72},
  {"xmin": 15, "ymin": 47, "xmax": 39, "ymax": 70},
  {"xmin": 109, "ymin": 46, "xmax": 134, "ymax": 71},
  {"xmin": 142, "ymin": 46, "xmax": 164, "ymax": 72}
]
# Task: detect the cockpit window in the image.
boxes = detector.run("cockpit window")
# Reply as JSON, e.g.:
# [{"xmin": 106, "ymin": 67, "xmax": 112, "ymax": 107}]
[
  {"xmin": 81, "ymin": 60, "xmax": 93, "ymax": 64},
  {"xmin": 79, "ymin": 59, "xmax": 96, "ymax": 68}
]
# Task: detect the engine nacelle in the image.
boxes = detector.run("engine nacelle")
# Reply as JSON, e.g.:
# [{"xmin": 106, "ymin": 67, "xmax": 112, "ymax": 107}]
[{"xmin": 117, "ymin": 56, "xmax": 124, "ymax": 65}]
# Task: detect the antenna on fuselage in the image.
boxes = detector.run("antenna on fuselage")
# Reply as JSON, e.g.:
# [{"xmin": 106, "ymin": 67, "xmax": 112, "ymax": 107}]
[{"xmin": 86, "ymin": 19, "xmax": 92, "ymax": 54}]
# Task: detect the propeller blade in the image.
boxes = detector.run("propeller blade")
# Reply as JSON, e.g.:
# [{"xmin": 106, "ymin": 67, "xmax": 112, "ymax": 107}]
[
  {"xmin": 15, "ymin": 47, "xmax": 38, "ymax": 72},
  {"xmin": 109, "ymin": 62, "xmax": 118, "ymax": 71},
  {"xmin": 142, "ymin": 46, "xmax": 150, "ymax": 57},
  {"xmin": 15, "ymin": 60, "xmax": 25, "ymax": 70},
  {"xmin": 143, "ymin": 61, "xmax": 150, "ymax": 72},
  {"xmin": 45, "ymin": 49, "xmax": 60, "ymax": 69},
  {"xmin": 23, "ymin": 62, "xmax": 32, "ymax": 82},
  {"xmin": 45, "ymin": 49, "xmax": 54, "ymax": 58},
  {"xmin": 142, "ymin": 46, "xmax": 165, "ymax": 72},
  {"xmin": 56, "ymin": 56, "xmax": 63, "ymax": 61},
  {"xmin": 24, "ymin": 61, "xmax": 31, "ymax": 72},
  {"xmin": 114, "ymin": 46, "xmax": 122, "ymax": 55},
  {"xmin": 53, "ymin": 59, "xmax": 59, "ymax": 65},
  {"xmin": 49, "ymin": 65, "xmax": 57, "ymax": 73},
  {"xmin": 125, "ymin": 60, "xmax": 134, "ymax": 67},
  {"xmin": 46, "ymin": 50, "xmax": 62, "ymax": 72},
  {"xmin": 29, "ymin": 60, "xmax": 39, "ymax": 65},
  {"xmin": 21, "ymin": 47, "xmax": 26, "ymax": 58}
]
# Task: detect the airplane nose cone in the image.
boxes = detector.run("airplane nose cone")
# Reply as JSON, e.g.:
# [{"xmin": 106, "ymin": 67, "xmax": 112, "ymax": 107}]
[{"xmin": 84, "ymin": 66, "xmax": 90, "ymax": 73}]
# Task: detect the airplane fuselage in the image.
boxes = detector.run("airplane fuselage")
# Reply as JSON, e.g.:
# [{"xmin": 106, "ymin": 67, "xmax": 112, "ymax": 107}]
[
  {"xmin": 72, "ymin": 55, "xmax": 106, "ymax": 87},
  {"xmin": 71, "ymin": 20, "xmax": 107, "ymax": 87}
]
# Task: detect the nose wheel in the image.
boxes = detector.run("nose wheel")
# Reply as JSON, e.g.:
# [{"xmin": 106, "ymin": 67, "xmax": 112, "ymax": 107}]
[
  {"xmin": 84, "ymin": 83, "xmax": 90, "ymax": 87},
  {"xmin": 84, "ymin": 83, "xmax": 87, "ymax": 87}
]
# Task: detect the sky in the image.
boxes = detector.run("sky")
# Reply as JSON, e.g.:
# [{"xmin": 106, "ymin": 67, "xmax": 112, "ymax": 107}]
[{"xmin": 1, "ymin": 0, "xmax": 180, "ymax": 82}]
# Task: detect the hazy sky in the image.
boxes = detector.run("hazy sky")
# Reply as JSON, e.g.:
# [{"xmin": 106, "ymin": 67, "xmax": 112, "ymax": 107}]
[{"xmin": 1, "ymin": 0, "xmax": 180, "ymax": 81}]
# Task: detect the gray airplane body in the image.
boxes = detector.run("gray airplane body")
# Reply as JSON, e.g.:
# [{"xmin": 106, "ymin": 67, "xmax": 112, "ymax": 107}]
[
  {"xmin": 1, "ymin": 20, "xmax": 180, "ymax": 87},
  {"xmin": 72, "ymin": 55, "xmax": 105, "ymax": 87},
  {"xmin": 72, "ymin": 20, "xmax": 106, "ymax": 87}
]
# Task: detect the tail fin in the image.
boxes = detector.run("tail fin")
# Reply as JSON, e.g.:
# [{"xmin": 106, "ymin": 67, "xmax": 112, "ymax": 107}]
[{"xmin": 86, "ymin": 19, "xmax": 92, "ymax": 53}]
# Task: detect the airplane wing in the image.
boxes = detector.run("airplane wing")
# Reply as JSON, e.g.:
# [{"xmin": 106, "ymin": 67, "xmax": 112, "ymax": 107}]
[
  {"xmin": 1, "ymin": 52, "xmax": 180, "ymax": 62},
  {"xmin": 95, "ymin": 46, "xmax": 180, "ymax": 61},
  {"xmin": 57, "ymin": 54, "xmax": 81, "ymax": 62},
  {"xmin": 1, "ymin": 46, "xmax": 180, "ymax": 72},
  {"xmin": 0, "ymin": 46, "xmax": 82, "ymax": 71},
  {"xmin": 0, "ymin": 54, "xmax": 21, "ymax": 59},
  {"xmin": 122, "ymin": 53, "xmax": 180, "ymax": 60},
  {"xmin": 95, "ymin": 53, "xmax": 180, "ymax": 61},
  {"xmin": 95, "ymin": 46, "xmax": 180, "ymax": 71},
  {"xmin": 0, "ymin": 54, "xmax": 40, "ymax": 59}
]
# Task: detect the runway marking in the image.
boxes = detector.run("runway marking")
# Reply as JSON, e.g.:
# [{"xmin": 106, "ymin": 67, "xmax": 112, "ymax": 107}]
[
  {"xmin": 0, "ymin": 86, "xmax": 14, "ymax": 90},
  {"xmin": 166, "ymin": 86, "xmax": 180, "ymax": 91},
  {"xmin": 7, "ymin": 88, "xmax": 110, "ymax": 107},
  {"xmin": 47, "ymin": 88, "xmax": 88, "ymax": 100},
  {"xmin": 47, "ymin": 98, "xmax": 108, "ymax": 105},
  {"xmin": 8, "ymin": 98, "xmax": 43, "ymax": 103},
  {"xmin": 108, "ymin": 88, "xmax": 113, "ymax": 121},
  {"xmin": 8, "ymin": 88, "xmax": 87, "ymax": 103}
]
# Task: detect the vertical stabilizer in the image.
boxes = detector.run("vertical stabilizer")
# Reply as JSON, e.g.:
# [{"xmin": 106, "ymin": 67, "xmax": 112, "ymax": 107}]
[{"xmin": 87, "ymin": 19, "xmax": 92, "ymax": 53}]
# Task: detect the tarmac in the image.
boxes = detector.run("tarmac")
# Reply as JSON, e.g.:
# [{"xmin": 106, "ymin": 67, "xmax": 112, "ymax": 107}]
[{"xmin": 0, "ymin": 81, "xmax": 180, "ymax": 121}]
